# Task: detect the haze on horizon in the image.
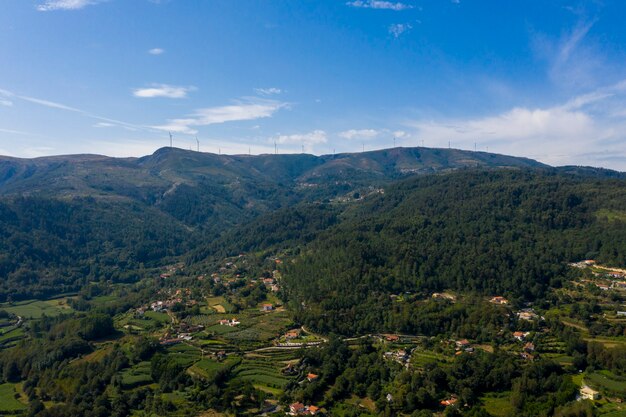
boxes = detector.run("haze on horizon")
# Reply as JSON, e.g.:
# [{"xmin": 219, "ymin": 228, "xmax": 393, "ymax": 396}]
[{"xmin": 1, "ymin": 0, "xmax": 626, "ymax": 170}]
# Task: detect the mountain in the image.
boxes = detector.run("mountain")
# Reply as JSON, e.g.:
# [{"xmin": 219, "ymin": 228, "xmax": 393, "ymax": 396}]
[
  {"xmin": 0, "ymin": 146, "xmax": 545, "ymax": 197},
  {"xmin": 0, "ymin": 146, "xmax": 592, "ymax": 302}
]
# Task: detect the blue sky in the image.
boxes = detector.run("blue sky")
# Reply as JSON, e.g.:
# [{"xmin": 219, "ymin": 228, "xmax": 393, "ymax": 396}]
[{"xmin": 1, "ymin": 0, "xmax": 626, "ymax": 170}]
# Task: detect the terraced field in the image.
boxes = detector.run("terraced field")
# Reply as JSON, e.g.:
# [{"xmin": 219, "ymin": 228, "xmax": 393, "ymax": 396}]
[
  {"xmin": 167, "ymin": 343, "xmax": 202, "ymax": 366},
  {"xmin": 232, "ymin": 349, "xmax": 298, "ymax": 394}
]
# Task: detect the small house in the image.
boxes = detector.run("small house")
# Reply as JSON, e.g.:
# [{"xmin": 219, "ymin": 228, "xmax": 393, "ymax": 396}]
[
  {"xmin": 289, "ymin": 403, "xmax": 306, "ymax": 415},
  {"xmin": 580, "ymin": 385, "xmax": 600, "ymax": 400},
  {"xmin": 490, "ymin": 296, "xmax": 509, "ymax": 305},
  {"xmin": 455, "ymin": 339, "xmax": 470, "ymax": 349}
]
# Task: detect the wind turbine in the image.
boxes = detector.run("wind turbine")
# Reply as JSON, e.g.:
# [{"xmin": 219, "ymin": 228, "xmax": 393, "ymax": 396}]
[
  {"xmin": 169, "ymin": 132, "xmax": 173, "ymax": 148},
  {"xmin": 196, "ymin": 136, "xmax": 200, "ymax": 152}
]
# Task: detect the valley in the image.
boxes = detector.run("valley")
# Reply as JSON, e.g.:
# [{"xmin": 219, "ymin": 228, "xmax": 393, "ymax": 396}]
[{"xmin": 0, "ymin": 148, "xmax": 625, "ymax": 416}]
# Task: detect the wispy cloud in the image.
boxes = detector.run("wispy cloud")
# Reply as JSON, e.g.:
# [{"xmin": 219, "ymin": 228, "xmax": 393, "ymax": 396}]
[
  {"xmin": 273, "ymin": 130, "xmax": 327, "ymax": 152},
  {"xmin": 153, "ymin": 98, "xmax": 287, "ymax": 135},
  {"xmin": 36, "ymin": 0, "xmax": 103, "ymax": 11},
  {"xmin": 255, "ymin": 87, "xmax": 282, "ymax": 96},
  {"xmin": 148, "ymin": 48, "xmax": 165, "ymax": 55},
  {"xmin": 388, "ymin": 23, "xmax": 412, "ymax": 38},
  {"xmin": 133, "ymin": 84, "xmax": 195, "ymax": 99},
  {"xmin": 347, "ymin": 0, "xmax": 413, "ymax": 11},
  {"xmin": 0, "ymin": 98, "xmax": 12, "ymax": 107},
  {"xmin": 406, "ymin": 80, "xmax": 626, "ymax": 170},
  {"xmin": 532, "ymin": 18, "xmax": 603, "ymax": 89},
  {"xmin": 0, "ymin": 87, "xmax": 152, "ymax": 132}
]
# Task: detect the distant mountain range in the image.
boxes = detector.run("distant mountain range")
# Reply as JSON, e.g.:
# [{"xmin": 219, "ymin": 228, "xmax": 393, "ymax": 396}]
[{"xmin": 0, "ymin": 146, "xmax": 546, "ymax": 196}]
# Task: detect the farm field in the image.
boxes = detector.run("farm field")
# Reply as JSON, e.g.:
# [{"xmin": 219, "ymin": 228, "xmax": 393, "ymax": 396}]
[
  {"xmin": 481, "ymin": 392, "xmax": 515, "ymax": 417},
  {"xmin": 121, "ymin": 361, "xmax": 153, "ymax": 389},
  {"xmin": 0, "ymin": 383, "xmax": 27, "ymax": 414},
  {"xmin": 585, "ymin": 371, "xmax": 626, "ymax": 396},
  {"xmin": 0, "ymin": 298, "xmax": 73, "ymax": 318}
]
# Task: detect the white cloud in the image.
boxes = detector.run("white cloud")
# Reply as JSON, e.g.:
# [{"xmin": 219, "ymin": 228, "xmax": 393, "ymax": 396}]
[
  {"xmin": 148, "ymin": 48, "xmax": 165, "ymax": 55},
  {"xmin": 407, "ymin": 81, "xmax": 626, "ymax": 170},
  {"xmin": 255, "ymin": 87, "xmax": 282, "ymax": 96},
  {"xmin": 0, "ymin": 98, "xmax": 12, "ymax": 107},
  {"xmin": 339, "ymin": 129, "xmax": 381, "ymax": 140},
  {"xmin": 273, "ymin": 130, "xmax": 327, "ymax": 152},
  {"xmin": 93, "ymin": 122, "xmax": 115, "ymax": 128},
  {"xmin": 133, "ymin": 84, "xmax": 195, "ymax": 99},
  {"xmin": 36, "ymin": 0, "xmax": 102, "ymax": 11},
  {"xmin": 0, "ymin": 128, "xmax": 29, "ymax": 135},
  {"xmin": 347, "ymin": 1, "xmax": 413, "ymax": 11},
  {"xmin": 388, "ymin": 23, "xmax": 412, "ymax": 38},
  {"xmin": 153, "ymin": 98, "xmax": 287, "ymax": 135}
]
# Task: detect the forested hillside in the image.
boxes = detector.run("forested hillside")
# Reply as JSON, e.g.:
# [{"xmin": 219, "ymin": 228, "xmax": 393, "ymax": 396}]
[
  {"xmin": 0, "ymin": 197, "xmax": 191, "ymax": 301},
  {"xmin": 0, "ymin": 147, "xmax": 545, "ymax": 301},
  {"xmin": 282, "ymin": 170, "xmax": 626, "ymax": 335}
]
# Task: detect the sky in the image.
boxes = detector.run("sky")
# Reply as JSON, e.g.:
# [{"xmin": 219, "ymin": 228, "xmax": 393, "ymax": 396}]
[{"xmin": 1, "ymin": 0, "xmax": 626, "ymax": 170}]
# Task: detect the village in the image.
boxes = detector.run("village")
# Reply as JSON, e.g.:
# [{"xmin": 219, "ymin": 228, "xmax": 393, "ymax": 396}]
[{"xmin": 5, "ymin": 254, "xmax": 623, "ymax": 416}]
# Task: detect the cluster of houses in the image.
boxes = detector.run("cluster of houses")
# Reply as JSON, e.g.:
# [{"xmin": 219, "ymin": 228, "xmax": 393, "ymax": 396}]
[
  {"xmin": 570, "ymin": 260, "xmax": 626, "ymax": 291},
  {"xmin": 454, "ymin": 339, "xmax": 474, "ymax": 355},
  {"xmin": 288, "ymin": 403, "xmax": 319, "ymax": 416},
  {"xmin": 159, "ymin": 322, "xmax": 204, "ymax": 345},
  {"xmin": 261, "ymin": 277, "xmax": 281, "ymax": 293},
  {"xmin": 383, "ymin": 349, "xmax": 411, "ymax": 367}
]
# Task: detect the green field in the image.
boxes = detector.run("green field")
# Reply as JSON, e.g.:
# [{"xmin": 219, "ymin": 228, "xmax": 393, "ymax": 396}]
[
  {"xmin": 0, "ymin": 298, "xmax": 73, "ymax": 318},
  {"xmin": 481, "ymin": 392, "xmax": 515, "ymax": 417},
  {"xmin": 0, "ymin": 327, "xmax": 25, "ymax": 344},
  {"xmin": 144, "ymin": 311, "xmax": 171, "ymax": 324},
  {"xmin": 190, "ymin": 357, "xmax": 240, "ymax": 380},
  {"xmin": 0, "ymin": 383, "xmax": 27, "ymax": 413},
  {"xmin": 120, "ymin": 361, "xmax": 153, "ymax": 388},
  {"xmin": 585, "ymin": 371, "xmax": 626, "ymax": 395},
  {"xmin": 231, "ymin": 350, "xmax": 295, "ymax": 394}
]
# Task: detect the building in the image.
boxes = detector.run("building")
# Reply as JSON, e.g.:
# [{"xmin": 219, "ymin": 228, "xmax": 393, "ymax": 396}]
[
  {"xmin": 307, "ymin": 373, "xmax": 319, "ymax": 382},
  {"xmin": 289, "ymin": 403, "xmax": 306, "ymax": 415},
  {"xmin": 580, "ymin": 385, "xmax": 600, "ymax": 400},
  {"xmin": 440, "ymin": 396, "xmax": 458, "ymax": 407},
  {"xmin": 490, "ymin": 296, "xmax": 509, "ymax": 305},
  {"xmin": 513, "ymin": 331, "xmax": 527, "ymax": 341},
  {"xmin": 517, "ymin": 309, "xmax": 538, "ymax": 321},
  {"xmin": 455, "ymin": 339, "xmax": 470, "ymax": 349},
  {"xmin": 261, "ymin": 303, "xmax": 274, "ymax": 311},
  {"xmin": 285, "ymin": 329, "xmax": 301, "ymax": 340}
]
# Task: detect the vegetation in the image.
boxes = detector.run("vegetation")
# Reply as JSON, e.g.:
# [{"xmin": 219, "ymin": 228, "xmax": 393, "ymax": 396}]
[{"xmin": 1, "ymin": 150, "xmax": 626, "ymax": 416}]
